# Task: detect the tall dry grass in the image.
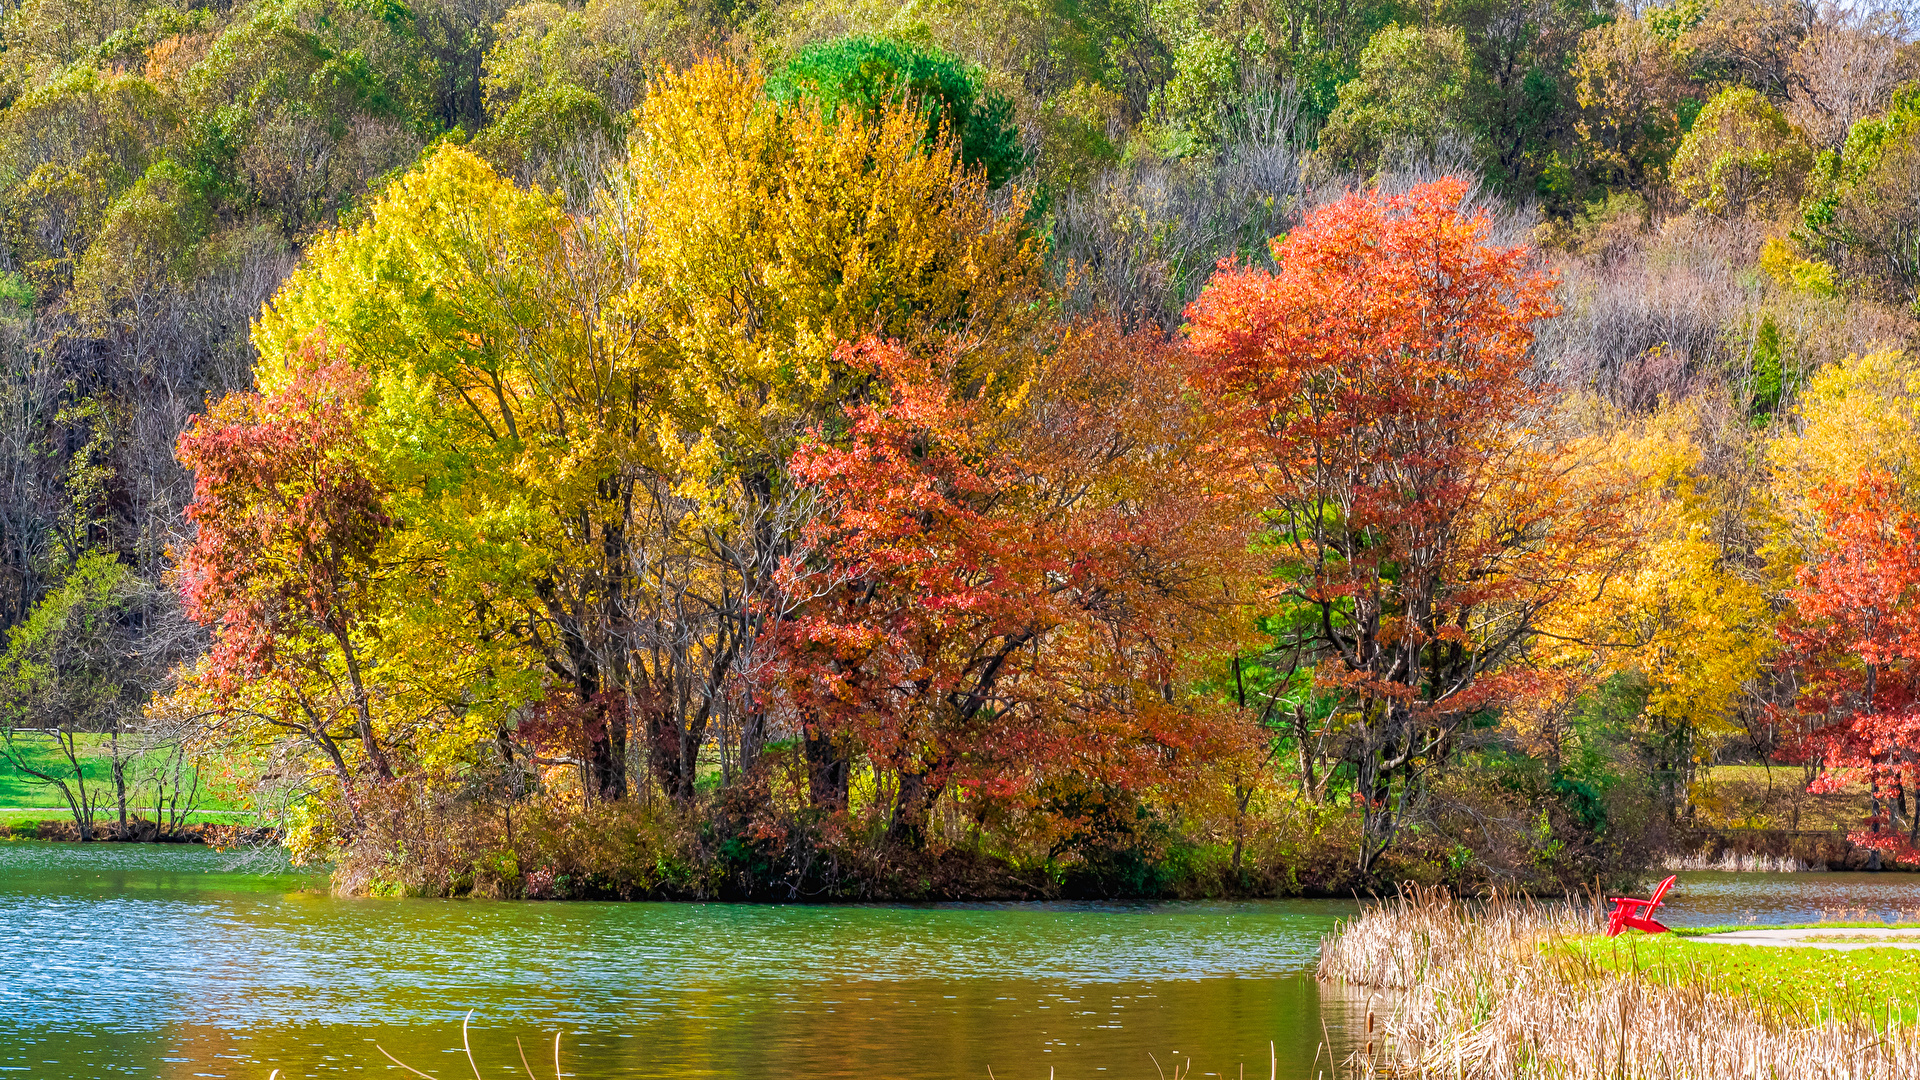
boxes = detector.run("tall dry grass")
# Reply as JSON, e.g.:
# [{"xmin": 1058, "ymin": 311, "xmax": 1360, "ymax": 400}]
[
  {"xmin": 1318, "ymin": 886, "xmax": 1920, "ymax": 1079},
  {"xmin": 1662, "ymin": 850, "xmax": 1822, "ymax": 873}
]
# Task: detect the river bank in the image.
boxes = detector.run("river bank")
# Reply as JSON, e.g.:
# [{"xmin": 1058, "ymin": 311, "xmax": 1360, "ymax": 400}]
[
  {"xmin": 0, "ymin": 817, "xmax": 278, "ymax": 844},
  {"xmin": 1665, "ymin": 826, "xmax": 1920, "ymax": 872},
  {"xmin": 1318, "ymin": 885, "xmax": 1920, "ymax": 1078}
]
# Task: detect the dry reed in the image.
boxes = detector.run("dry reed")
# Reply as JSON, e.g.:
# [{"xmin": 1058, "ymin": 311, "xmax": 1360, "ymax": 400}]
[
  {"xmin": 1662, "ymin": 850, "xmax": 1822, "ymax": 873},
  {"xmin": 1318, "ymin": 885, "xmax": 1920, "ymax": 1079}
]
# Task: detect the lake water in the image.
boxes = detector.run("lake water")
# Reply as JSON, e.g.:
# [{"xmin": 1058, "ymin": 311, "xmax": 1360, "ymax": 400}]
[{"xmin": 1, "ymin": 843, "xmax": 1916, "ymax": 1080}]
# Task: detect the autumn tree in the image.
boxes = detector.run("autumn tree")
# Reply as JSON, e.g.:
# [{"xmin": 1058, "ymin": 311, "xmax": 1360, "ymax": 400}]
[
  {"xmin": 1570, "ymin": 15, "xmax": 1695, "ymax": 196},
  {"xmin": 775, "ymin": 325, "xmax": 1252, "ymax": 848},
  {"xmin": 1544, "ymin": 395, "xmax": 1775, "ymax": 824},
  {"xmin": 1186, "ymin": 177, "xmax": 1626, "ymax": 876},
  {"xmin": 1777, "ymin": 470, "xmax": 1920, "ymax": 860},
  {"xmin": 249, "ymin": 60, "xmax": 1046, "ymax": 809},
  {"xmin": 1767, "ymin": 348, "xmax": 1920, "ymax": 552},
  {"xmin": 1669, "ymin": 86, "xmax": 1814, "ymax": 219},
  {"xmin": 174, "ymin": 350, "xmax": 401, "ymax": 794}
]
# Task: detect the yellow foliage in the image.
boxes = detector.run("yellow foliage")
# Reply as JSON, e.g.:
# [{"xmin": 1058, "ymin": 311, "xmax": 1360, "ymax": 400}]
[
  {"xmin": 237, "ymin": 60, "xmax": 1050, "ymax": 791},
  {"xmin": 1546, "ymin": 395, "xmax": 1772, "ymax": 744},
  {"xmin": 1758, "ymin": 237, "xmax": 1838, "ymax": 298},
  {"xmin": 613, "ymin": 58, "xmax": 1047, "ymax": 470},
  {"xmin": 1766, "ymin": 348, "xmax": 1920, "ymax": 538}
]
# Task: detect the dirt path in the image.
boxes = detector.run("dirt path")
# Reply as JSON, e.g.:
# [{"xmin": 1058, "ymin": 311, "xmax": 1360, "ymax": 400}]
[{"xmin": 1690, "ymin": 927, "xmax": 1920, "ymax": 949}]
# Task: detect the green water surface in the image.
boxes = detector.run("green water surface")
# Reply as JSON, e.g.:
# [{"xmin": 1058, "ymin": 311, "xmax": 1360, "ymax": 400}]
[
  {"xmin": 0, "ymin": 843, "xmax": 1370, "ymax": 1080},
  {"xmin": 6, "ymin": 844, "xmax": 1913, "ymax": 1079}
]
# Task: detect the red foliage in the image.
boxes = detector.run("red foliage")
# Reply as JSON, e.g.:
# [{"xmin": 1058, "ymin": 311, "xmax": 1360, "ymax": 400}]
[
  {"xmin": 1184, "ymin": 177, "xmax": 1573, "ymax": 711},
  {"xmin": 1777, "ymin": 470, "xmax": 1920, "ymax": 859},
  {"xmin": 773, "ymin": 326, "xmax": 1246, "ymax": 828},
  {"xmin": 1183, "ymin": 177, "xmax": 1617, "ymax": 873},
  {"xmin": 176, "ymin": 345, "xmax": 396, "ymax": 782}
]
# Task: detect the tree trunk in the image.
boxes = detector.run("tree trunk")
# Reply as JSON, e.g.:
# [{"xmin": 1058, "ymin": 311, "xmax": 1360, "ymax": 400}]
[
  {"xmin": 588, "ymin": 694, "xmax": 627, "ymax": 802},
  {"xmin": 888, "ymin": 767, "xmax": 937, "ymax": 850},
  {"xmin": 109, "ymin": 729, "xmax": 129, "ymax": 828},
  {"xmin": 806, "ymin": 727, "xmax": 850, "ymax": 812}
]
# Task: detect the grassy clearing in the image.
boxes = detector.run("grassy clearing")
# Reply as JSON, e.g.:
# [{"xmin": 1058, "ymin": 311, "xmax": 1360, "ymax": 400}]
[
  {"xmin": 1318, "ymin": 887, "xmax": 1920, "ymax": 1078},
  {"xmin": 1571, "ymin": 932, "xmax": 1920, "ymax": 1025},
  {"xmin": 0, "ymin": 808, "xmax": 263, "ymax": 829},
  {"xmin": 1691, "ymin": 764, "xmax": 1866, "ymax": 832},
  {"xmin": 0, "ymin": 734, "xmax": 251, "ymax": 811}
]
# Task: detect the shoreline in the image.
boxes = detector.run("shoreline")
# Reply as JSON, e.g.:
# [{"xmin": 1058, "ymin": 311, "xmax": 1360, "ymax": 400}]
[
  {"xmin": 1318, "ymin": 886, "xmax": 1920, "ymax": 1078},
  {"xmin": 0, "ymin": 819, "xmax": 280, "ymax": 845}
]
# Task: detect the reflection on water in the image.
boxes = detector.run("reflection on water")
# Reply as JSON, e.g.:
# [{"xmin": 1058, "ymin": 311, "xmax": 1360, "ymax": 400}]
[
  {"xmin": 0, "ymin": 843, "xmax": 1361, "ymax": 1080},
  {"xmin": 1660, "ymin": 871, "xmax": 1920, "ymax": 927},
  {"xmin": 9, "ymin": 844, "xmax": 1916, "ymax": 1080}
]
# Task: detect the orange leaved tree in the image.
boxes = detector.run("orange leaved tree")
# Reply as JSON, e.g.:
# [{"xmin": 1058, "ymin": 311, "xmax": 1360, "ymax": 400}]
[
  {"xmin": 774, "ymin": 326, "xmax": 1251, "ymax": 849},
  {"xmin": 1186, "ymin": 177, "xmax": 1625, "ymax": 875},
  {"xmin": 1777, "ymin": 470, "xmax": 1920, "ymax": 861}
]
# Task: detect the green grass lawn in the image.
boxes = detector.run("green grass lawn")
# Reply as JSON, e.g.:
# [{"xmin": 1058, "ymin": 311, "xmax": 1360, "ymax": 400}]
[
  {"xmin": 1672, "ymin": 923, "xmax": 1920, "ymax": 935},
  {"xmin": 1567, "ymin": 931, "xmax": 1920, "ymax": 1026},
  {"xmin": 1691, "ymin": 763, "xmax": 1867, "ymax": 832},
  {"xmin": 0, "ymin": 733, "xmax": 257, "ymax": 815}
]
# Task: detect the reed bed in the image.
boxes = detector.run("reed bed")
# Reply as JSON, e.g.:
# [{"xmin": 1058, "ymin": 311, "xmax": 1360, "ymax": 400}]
[
  {"xmin": 1662, "ymin": 850, "xmax": 1821, "ymax": 873},
  {"xmin": 1318, "ymin": 885, "xmax": 1920, "ymax": 1079},
  {"xmin": 1822, "ymin": 906, "xmax": 1920, "ymax": 924}
]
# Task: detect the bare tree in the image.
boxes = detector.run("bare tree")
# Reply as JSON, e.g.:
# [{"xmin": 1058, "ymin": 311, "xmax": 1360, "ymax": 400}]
[
  {"xmin": 1051, "ymin": 78, "xmax": 1308, "ymax": 331},
  {"xmin": 1787, "ymin": 0, "xmax": 1920, "ymax": 150}
]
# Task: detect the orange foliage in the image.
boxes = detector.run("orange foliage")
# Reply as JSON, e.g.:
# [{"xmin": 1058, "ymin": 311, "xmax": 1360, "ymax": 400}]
[
  {"xmin": 773, "ymin": 324, "xmax": 1252, "ymax": 841},
  {"xmin": 1185, "ymin": 177, "xmax": 1629, "ymax": 873},
  {"xmin": 1778, "ymin": 470, "xmax": 1920, "ymax": 859}
]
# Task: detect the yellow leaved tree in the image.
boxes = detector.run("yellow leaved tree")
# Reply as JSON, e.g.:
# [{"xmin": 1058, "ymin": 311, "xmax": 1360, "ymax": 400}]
[
  {"xmin": 1767, "ymin": 348, "xmax": 1920, "ymax": 549},
  {"xmin": 1541, "ymin": 395, "xmax": 1774, "ymax": 821},
  {"xmin": 209, "ymin": 56, "xmax": 1047, "ymax": 855}
]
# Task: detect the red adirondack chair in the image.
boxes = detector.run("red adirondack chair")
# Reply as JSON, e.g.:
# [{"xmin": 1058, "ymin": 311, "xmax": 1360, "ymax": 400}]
[{"xmin": 1605, "ymin": 874, "xmax": 1677, "ymax": 936}]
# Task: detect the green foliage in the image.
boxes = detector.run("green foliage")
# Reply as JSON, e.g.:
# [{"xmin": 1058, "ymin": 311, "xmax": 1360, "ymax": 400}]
[
  {"xmin": 70, "ymin": 159, "xmax": 213, "ymax": 322},
  {"xmin": 767, "ymin": 35, "xmax": 1027, "ymax": 188},
  {"xmin": 1319, "ymin": 23, "xmax": 1476, "ymax": 167},
  {"xmin": 469, "ymin": 81, "xmax": 620, "ymax": 197},
  {"xmin": 1751, "ymin": 314, "xmax": 1785, "ymax": 416},
  {"xmin": 1801, "ymin": 84, "xmax": 1920, "ymax": 239},
  {"xmin": 1799, "ymin": 83, "xmax": 1920, "ymax": 303},
  {"xmin": 0, "ymin": 552, "xmax": 148, "ymax": 730},
  {"xmin": 1669, "ymin": 85, "xmax": 1811, "ymax": 217},
  {"xmin": 0, "ymin": 272, "xmax": 35, "ymax": 317},
  {"xmin": 1645, "ymin": 0, "xmax": 1708, "ymax": 43},
  {"xmin": 1143, "ymin": 0, "xmax": 1238, "ymax": 150},
  {"xmin": 481, "ymin": 0, "xmax": 716, "ymax": 118}
]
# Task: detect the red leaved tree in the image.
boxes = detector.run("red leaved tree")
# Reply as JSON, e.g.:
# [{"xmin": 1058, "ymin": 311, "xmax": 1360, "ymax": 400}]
[
  {"xmin": 1777, "ymin": 470, "xmax": 1920, "ymax": 860},
  {"xmin": 1185, "ymin": 177, "xmax": 1625, "ymax": 875},
  {"xmin": 774, "ymin": 326, "xmax": 1251, "ymax": 849},
  {"xmin": 175, "ymin": 348, "xmax": 397, "ymax": 792}
]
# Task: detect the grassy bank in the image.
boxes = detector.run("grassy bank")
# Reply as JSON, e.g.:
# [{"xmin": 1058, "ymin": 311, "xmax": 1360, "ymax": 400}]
[
  {"xmin": 1571, "ymin": 933, "xmax": 1920, "ymax": 1025},
  {"xmin": 0, "ymin": 734, "xmax": 255, "ymax": 812},
  {"xmin": 0, "ymin": 808, "xmax": 266, "ymax": 828},
  {"xmin": 1318, "ymin": 887, "xmax": 1920, "ymax": 1078}
]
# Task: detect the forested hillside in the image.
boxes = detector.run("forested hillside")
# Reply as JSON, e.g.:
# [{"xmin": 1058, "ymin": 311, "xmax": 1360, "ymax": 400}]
[{"xmin": 3, "ymin": 0, "xmax": 1919, "ymax": 896}]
